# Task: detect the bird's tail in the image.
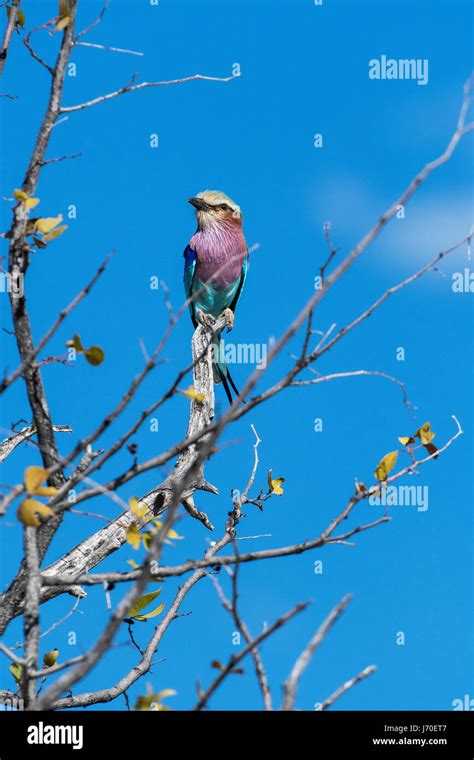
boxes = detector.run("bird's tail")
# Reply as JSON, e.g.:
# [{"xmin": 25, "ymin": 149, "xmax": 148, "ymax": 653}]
[{"xmin": 212, "ymin": 335, "xmax": 245, "ymax": 406}]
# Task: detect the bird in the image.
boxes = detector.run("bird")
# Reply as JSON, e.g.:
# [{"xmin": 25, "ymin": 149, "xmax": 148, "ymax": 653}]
[{"xmin": 183, "ymin": 189, "xmax": 249, "ymax": 404}]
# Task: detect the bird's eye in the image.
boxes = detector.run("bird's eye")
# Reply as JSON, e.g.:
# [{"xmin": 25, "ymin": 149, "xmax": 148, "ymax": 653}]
[{"xmin": 219, "ymin": 203, "xmax": 230, "ymax": 211}]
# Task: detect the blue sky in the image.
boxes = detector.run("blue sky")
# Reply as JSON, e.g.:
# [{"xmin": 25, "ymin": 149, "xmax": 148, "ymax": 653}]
[{"xmin": 0, "ymin": 0, "xmax": 473, "ymax": 711}]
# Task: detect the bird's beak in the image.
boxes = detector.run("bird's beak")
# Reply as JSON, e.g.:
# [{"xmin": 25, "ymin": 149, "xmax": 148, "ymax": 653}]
[{"xmin": 188, "ymin": 197, "xmax": 208, "ymax": 211}]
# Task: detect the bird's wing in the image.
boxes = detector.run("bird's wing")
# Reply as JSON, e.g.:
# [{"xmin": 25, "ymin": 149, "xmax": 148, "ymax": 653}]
[
  {"xmin": 183, "ymin": 244, "xmax": 198, "ymax": 327},
  {"xmin": 229, "ymin": 251, "xmax": 249, "ymax": 314}
]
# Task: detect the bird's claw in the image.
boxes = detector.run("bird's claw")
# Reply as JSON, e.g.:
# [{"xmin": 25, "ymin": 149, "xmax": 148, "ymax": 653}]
[
  {"xmin": 223, "ymin": 308, "xmax": 235, "ymax": 332},
  {"xmin": 197, "ymin": 309, "xmax": 216, "ymax": 329}
]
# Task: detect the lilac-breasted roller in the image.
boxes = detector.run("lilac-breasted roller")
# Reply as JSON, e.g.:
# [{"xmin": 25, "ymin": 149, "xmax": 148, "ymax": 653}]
[{"xmin": 183, "ymin": 189, "xmax": 249, "ymax": 404}]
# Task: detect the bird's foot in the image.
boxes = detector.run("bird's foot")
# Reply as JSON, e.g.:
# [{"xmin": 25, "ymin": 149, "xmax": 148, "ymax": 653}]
[
  {"xmin": 197, "ymin": 309, "xmax": 216, "ymax": 329},
  {"xmin": 222, "ymin": 308, "xmax": 235, "ymax": 332}
]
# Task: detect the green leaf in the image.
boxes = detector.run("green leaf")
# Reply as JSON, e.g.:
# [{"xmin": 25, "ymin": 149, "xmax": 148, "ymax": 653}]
[
  {"xmin": 133, "ymin": 602, "xmax": 165, "ymax": 621},
  {"xmin": 9, "ymin": 662, "xmax": 23, "ymax": 684},
  {"xmin": 66, "ymin": 333, "xmax": 84, "ymax": 352},
  {"xmin": 43, "ymin": 648, "xmax": 59, "ymax": 667},
  {"xmin": 127, "ymin": 589, "xmax": 163, "ymax": 619},
  {"xmin": 84, "ymin": 346, "xmax": 105, "ymax": 366}
]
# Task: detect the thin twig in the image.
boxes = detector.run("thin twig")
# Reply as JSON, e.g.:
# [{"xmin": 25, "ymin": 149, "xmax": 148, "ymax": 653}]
[
  {"xmin": 281, "ymin": 595, "xmax": 352, "ymax": 710},
  {"xmin": 194, "ymin": 601, "xmax": 309, "ymax": 711},
  {"xmin": 0, "ymin": 0, "xmax": 20, "ymax": 76},
  {"xmin": 60, "ymin": 72, "xmax": 240, "ymax": 113},
  {"xmin": 75, "ymin": 41, "xmax": 143, "ymax": 56},
  {"xmin": 316, "ymin": 664, "xmax": 376, "ymax": 710}
]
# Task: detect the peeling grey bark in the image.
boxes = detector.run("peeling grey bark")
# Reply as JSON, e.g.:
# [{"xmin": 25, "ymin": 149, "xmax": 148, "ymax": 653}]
[{"xmin": 0, "ymin": 319, "xmax": 222, "ymax": 632}]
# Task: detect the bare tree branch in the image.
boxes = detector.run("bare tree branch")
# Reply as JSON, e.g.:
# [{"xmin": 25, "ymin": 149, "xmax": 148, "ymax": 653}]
[
  {"xmin": 316, "ymin": 664, "xmax": 377, "ymax": 711},
  {"xmin": 75, "ymin": 0, "xmax": 110, "ymax": 41},
  {"xmin": 60, "ymin": 72, "xmax": 240, "ymax": 113},
  {"xmin": 0, "ymin": 424, "xmax": 71, "ymax": 464},
  {"xmin": 2, "ymin": 4, "xmax": 79, "ymax": 634},
  {"xmin": 1, "ymin": 253, "xmax": 112, "ymax": 394},
  {"xmin": 38, "ymin": 531, "xmax": 234, "ymax": 710},
  {"xmin": 289, "ymin": 369, "xmax": 412, "ymax": 409},
  {"xmin": 194, "ymin": 601, "xmax": 309, "ymax": 711},
  {"xmin": 209, "ymin": 559, "xmax": 273, "ymax": 710},
  {"xmin": 75, "ymin": 41, "xmax": 143, "ymax": 57},
  {"xmin": 281, "ymin": 595, "xmax": 352, "ymax": 710},
  {"xmin": 21, "ymin": 528, "xmax": 41, "ymax": 707},
  {"xmin": 0, "ymin": 641, "xmax": 25, "ymax": 666},
  {"xmin": 0, "ymin": 0, "xmax": 20, "ymax": 76}
]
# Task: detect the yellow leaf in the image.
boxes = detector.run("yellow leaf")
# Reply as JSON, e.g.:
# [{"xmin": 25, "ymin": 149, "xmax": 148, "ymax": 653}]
[
  {"xmin": 13, "ymin": 189, "xmax": 28, "ymax": 202},
  {"xmin": 270, "ymin": 478, "xmax": 284, "ymax": 495},
  {"xmin": 25, "ymin": 198, "xmax": 40, "ymax": 210},
  {"xmin": 129, "ymin": 497, "xmax": 148, "ymax": 519},
  {"xmin": 125, "ymin": 523, "xmax": 142, "ymax": 550},
  {"xmin": 43, "ymin": 648, "xmax": 59, "ymax": 667},
  {"xmin": 134, "ymin": 695, "xmax": 153, "ymax": 711},
  {"xmin": 398, "ymin": 436, "xmax": 415, "ymax": 447},
  {"xmin": 42, "ymin": 224, "xmax": 67, "ymax": 242},
  {"xmin": 127, "ymin": 559, "xmax": 141, "ymax": 570},
  {"xmin": 152, "ymin": 519, "xmax": 183, "ymax": 541},
  {"xmin": 165, "ymin": 528, "xmax": 182, "ymax": 540},
  {"xmin": 267, "ymin": 470, "xmax": 284, "ymax": 495},
  {"xmin": 24, "ymin": 465, "xmax": 48, "ymax": 494},
  {"xmin": 65, "ymin": 336, "xmax": 104, "ymax": 365},
  {"xmin": 17, "ymin": 498, "xmax": 54, "ymax": 527},
  {"xmin": 17, "ymin": 8, "xmax": 25, "ymax": 27},
  {"xmin": 134, "ymin": 689, "xmax": 176, "ymax": 711},
  {"xmin": 415, "ymin": 422, "xmax": 435, "ymax": 445},
  {"xmin": 32, "ymin": 485, "xmax": 58, "ymax": 497},
  {"xmin": 34, "ymin": 215, "xmax": 63, "ymax": 234},
  {"xmin": 128, "ymin": 589, "xmax": 163, "ymax": 619},
  {"xmin": 84, "ymin": 346, "xmax": 105, "ymax": 366},
  {"xmin": 9, "ymin": 662, "xmax": 23, "ymax": 684},
  {"xmin": 180, "ymin": 385, "xmax": 205, "ymax": 402},
  {"xmin": 374, "ymin": 450, "xmax": 398, "ymax": 481},
  {"xmin": 153, "ymin": 689, "xmax": 176, "ymax": 701},
  {"xmin": 133, "ymin": 602, "xmax": 165, "ymax": 621},
  {"xmin": 56, "ymin": 15, "xmax": 70, "ymax": 31}
]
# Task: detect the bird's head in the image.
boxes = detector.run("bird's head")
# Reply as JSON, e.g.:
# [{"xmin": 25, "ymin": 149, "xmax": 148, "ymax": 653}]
[{"xmin": 188, "ymin": 190, "xmax": 242, "ymax": 230}]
